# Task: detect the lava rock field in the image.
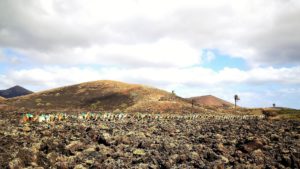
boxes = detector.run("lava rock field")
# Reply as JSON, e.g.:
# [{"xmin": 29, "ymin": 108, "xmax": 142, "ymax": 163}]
[{"xmin": 0, "ymin": 113, "xmax": 299, "ymax": 169}]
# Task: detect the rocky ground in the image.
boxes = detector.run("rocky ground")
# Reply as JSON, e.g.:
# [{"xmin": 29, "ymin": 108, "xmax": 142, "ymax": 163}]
[{"xmin": 0, "ymin": 113, "xmax": 299, "ymax": 169}]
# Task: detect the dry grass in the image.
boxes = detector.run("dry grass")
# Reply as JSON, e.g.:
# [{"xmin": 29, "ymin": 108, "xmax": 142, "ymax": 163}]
[
  {"xmin": 4, "ymin": 80, "xmax": 198, "ymax": 114},
  {"xmin": 0, "ymin": 96, "xmax": 5, "ymax": 101},
  {"xmin": 259, "ymin": 108, "xmax": 300, "ymax": 121},
  {"xmin": 275, "ymin": 109, "xmax": 300, "ymax": 121}
]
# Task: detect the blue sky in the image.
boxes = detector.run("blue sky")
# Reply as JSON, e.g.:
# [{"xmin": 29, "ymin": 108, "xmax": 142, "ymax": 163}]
[
  {"xmin": 202, "ymin": 49, "xmax": 249, "ymax": 71},
  {"xmin": 0, "ymin": 0, "xmax": 300, "ymax": 109}
]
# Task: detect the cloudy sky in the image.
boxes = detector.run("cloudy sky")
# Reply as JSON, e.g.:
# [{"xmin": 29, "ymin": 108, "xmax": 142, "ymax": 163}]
[{"xmin": 0, "ymin": 0, "xmax": 300, "ymax": 108}]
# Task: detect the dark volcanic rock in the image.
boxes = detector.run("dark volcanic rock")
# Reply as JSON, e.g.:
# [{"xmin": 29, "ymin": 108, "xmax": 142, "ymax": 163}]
[
  {"xmin": 238, "ymin": 138, "xmax": 264, "ymax": 153},
  {"xmin": 0, "ymin": 112, "xmax": 299, "ymax": 168}
]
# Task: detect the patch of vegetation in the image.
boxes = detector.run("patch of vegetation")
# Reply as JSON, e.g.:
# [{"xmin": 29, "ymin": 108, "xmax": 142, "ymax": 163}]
[
  {"xmin": 262, "ymin": 108, "xmax": 300, "ymax": 121},
  {"xmin": 113, "ymin": 109, "xmax": 122, "ymax": 113},
  {"xmin": 89, "ymin": 101, "xmax": 102, "ymax": 110},
  {"xmin": 248, "ymin": 109, "xmax": 263, "ymax": 115},
  {"xmin": 120, "ymin": 103, "xmax": 127, "ymax": 108},
  {"xmin": 37, "ymin": 103, "xmax": 44, "ymax": 106},
  {"xmin": 35, "ymin": 98, "xmax": 42, "ymax": 103},
  {"xmin": 276, "ymin": 108, "xmax": 300, "ymax": 114},
  {"xmin": 130, "ymin": 92, "xmax": 138, "ymax": 97},
  {"xmin": 276, "ymin": 109, "xmax": 300, "ymax": 121},
  {"xmin": 90, "ymin": 103, "xmax": 98, "ymax": 110}
]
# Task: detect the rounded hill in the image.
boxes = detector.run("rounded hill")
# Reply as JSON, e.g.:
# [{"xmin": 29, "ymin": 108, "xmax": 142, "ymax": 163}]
[
  {"xmin": 189, "ymin": 95, "xmax": 234, "ymax": 108},
  {"xmin": 7, "ymin": 80, "xmax": 204, "ymax": 113}
]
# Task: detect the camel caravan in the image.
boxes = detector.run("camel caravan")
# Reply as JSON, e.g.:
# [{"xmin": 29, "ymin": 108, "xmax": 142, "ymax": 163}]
[{"xmin": 20, "ymin": 112, "xmax": 266, "ymax": 123}]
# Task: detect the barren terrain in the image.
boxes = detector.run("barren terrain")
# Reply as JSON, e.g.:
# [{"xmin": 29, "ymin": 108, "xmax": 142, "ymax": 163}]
[
  {"xmin": 1, "ymin": 81, "xmax": 299, "ymax": 168},
  {"xmin": 189, "ymin": 95, "xmax": 234, "ymax": 108},
  {"xmin": 4, "ymin": 81, "xmax": 205, "ymax": 114},
  {"xmin": 0, "ymin": 112, "xmax": 299, "ymax": 168}
]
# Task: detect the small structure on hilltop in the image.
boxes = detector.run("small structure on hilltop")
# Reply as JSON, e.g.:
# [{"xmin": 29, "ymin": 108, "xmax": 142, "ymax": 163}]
[{"xmin": 234, "ymin": 94, "xmax": 240, "ymax": 109}]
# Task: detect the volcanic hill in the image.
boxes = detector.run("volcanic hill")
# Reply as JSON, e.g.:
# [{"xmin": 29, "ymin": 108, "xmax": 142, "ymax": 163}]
[
  {"xmin": 7, "ymin": 80, "xmax": 205, "ymax": 113},
  {"xmin": 189, "ymin": 95, "xmax": 234, "ymax": 108},
  {"xmin": 0, "ymin": 85, "xmax": 33, "ymax": 98}
]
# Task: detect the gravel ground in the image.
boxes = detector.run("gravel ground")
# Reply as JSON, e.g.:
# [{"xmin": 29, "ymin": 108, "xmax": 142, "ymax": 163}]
[{"xmin": 0, "ymin": 113, "xmax": 299, "ymax": 169}]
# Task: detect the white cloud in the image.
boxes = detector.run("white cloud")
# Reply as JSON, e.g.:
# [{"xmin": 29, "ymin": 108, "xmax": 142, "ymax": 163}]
[
  {"xmin": 1, "ymin": 65, "xmax": 300, "ymax": 90},
  {"xmin": 0, "ymin": 0, "xmax": 299, "ymax": 67},
  {"xmin": 1, "ymin": 0, "xmax": 300, "ymax": 108},
  {"xmin": 17, "ymin": 38, "xmax": 201, "ymax": 67}
]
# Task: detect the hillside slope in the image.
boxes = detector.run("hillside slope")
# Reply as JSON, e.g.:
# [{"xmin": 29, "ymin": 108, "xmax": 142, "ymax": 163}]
[
  {"xmin": 0, "ymin": 96, "xmax": 5, "ymax": 100},
  {"xmin": 189, "ymin": 95, "xmax": 234, "ymax": 108},
  {"xmin": 7, "ymin": 80, "xmax": 204, "ymax": 113},
  {"xmin": 0, "ymin": 96, "xmax": 7, "ymax": 109},
  {"xmin": 0, "ymin": 85, "xmax": 33, "ymax": 98}
]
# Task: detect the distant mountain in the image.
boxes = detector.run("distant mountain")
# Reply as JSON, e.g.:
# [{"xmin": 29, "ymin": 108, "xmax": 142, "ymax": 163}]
[
  {"xmin": 189, "ymin": 95, "xmax": 234, "ymax": 108},
  {"xmin": 6, "ymin": 80, "xmax": 208, "ymax": 113},
  {"xmin": 0, "ymin": 85, "xmax": 33, "ymax": 98}
]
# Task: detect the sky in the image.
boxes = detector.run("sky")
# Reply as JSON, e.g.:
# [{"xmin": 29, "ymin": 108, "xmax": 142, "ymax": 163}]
[{"xmin": 0, "ymin": 0, "xmax": 300, "ymax": 109}]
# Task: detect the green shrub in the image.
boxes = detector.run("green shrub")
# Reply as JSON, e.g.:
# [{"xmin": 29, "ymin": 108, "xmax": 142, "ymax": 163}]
[
  {"xmin": 90, "ymin": 103, "xmax": 97, "ymax": 110},
  {"xmin": 35, "ymin": 98, "xmax": 42, "ymax": 103},
  {"xmin": 37, "ymin": 103, "xmax": 44, "ymax": 106}
]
